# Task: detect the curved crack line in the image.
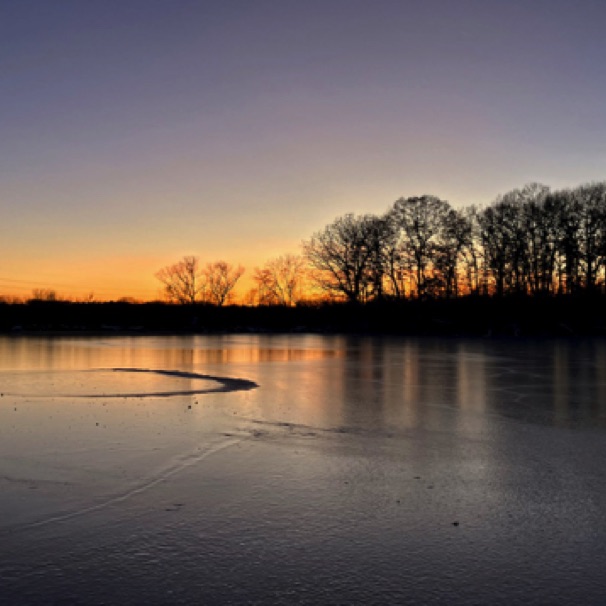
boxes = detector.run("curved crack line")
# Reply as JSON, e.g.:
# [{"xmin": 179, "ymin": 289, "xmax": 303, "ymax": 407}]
[
  {"xmin": 5, "ymin": 367, "xmax": 258, "ymax": 399},
  {"xmin": 113, "ymin": 367, "xmax": 258, "ymax": 393}
]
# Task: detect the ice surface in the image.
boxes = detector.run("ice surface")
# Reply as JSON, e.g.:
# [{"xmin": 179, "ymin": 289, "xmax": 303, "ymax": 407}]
[{"xmin": 0, "ymin": 335, "xmax": 605, "ymax": 604}]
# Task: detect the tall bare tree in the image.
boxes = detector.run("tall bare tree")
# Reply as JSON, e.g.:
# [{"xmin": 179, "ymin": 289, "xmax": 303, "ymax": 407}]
[
  {"xmin": 458, "ymin": 205, "xmax": 486, "ymax": 295},
  {"xmin": 572, "ymin": 182, "xmax": 606, "ymax": 292},
  {"xmin": 389, "ymin": 195, "xmax": 451, "ymax": 298},
  {"xmin": 517, "ymin": 183, "xmax": 560, "ymax": 295},
  {"xmin": 155, "ymin": 255, "xmax": 203, "ymax": 304},
  {"xmin": 202, "ymin": 261, "xmax": 245, "ymax": 306},
  {"xmin": 362, "ymin": 214, "xmax": 399, "ymax": 300},
  {"xmin": 253, "ymin": 254, "xmax": 306, "ymax": 306},
  {"xmin": 303, "ymin": 213, "xmax": 381, "ymax": 303},
  {"xmin": 477, "ymin": 201, "xmax": 519, "ymax": 296},
  {"xmin": 432, "ymin": 208, "xmax": 472, "ymax": 298}
]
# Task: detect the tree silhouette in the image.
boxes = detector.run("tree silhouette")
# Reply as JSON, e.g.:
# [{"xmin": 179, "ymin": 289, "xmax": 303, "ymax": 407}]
[
  {"xmin": 155, "ymin": 256, "xmax": 203, "ymax": 304},
  {"xmin": 303, "ymin": 213, "xmax": 383, "ymax": 303},
  {"xmin": 432, "ymin": 207, "xmax": 472, "ymax": 298},
  {"xmin": 572, "ymin": 182, "xmax": 606, "ymax": 292},
  {"xmin": 389, "ymin": 195, "xmax": 451, "ymax": 298},
  {"xmin": 202, "ymin": 261, "xmax": 244, "ymax": 306},
  {"xmin": 476, "ymin": 182, "xmax": 606, "ymax": 296},
  {"xmin": 152, "ymin": 179, "xmax": 606, "ymax": 309},
  {"xmin": 253, "ymin": 254, "xmax": 306, "ymax": 306}
]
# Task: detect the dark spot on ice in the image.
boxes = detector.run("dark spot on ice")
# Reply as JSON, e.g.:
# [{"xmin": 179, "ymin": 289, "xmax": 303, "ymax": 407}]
[
  {"xmin": 427, "ymin": 485, "xmax": 434, "ymax": 489},
  {"xmin": 187, "ymin": 405, "xmax": 192, "ymax": 409},
  {"xmin": 95, "ymin": 422, "xmax": 99, "ymax": 426},
  {"xmin": 414, "ymin": 476, "xmax": 421, "ymax": 479},
  {"xmin": 452, "ymin": 521, "xmax": 460, "ymax": 526}
]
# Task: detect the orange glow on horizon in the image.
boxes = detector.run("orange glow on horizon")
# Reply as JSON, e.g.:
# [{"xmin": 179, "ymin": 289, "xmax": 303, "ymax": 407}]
[{"xmin": 0, "ymin": 250, "xmax": 307, "ymax": 303}]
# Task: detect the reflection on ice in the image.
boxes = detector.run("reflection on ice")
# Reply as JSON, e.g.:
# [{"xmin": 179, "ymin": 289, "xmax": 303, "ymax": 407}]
[{"xmin": 0, "ymin": 335, "xmax": 605, "ymax": 605}]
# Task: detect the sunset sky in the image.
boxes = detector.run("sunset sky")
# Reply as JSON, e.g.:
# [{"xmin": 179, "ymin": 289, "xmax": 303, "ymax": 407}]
[{"xmin": 2, "ymin": 0, "xmax": 605, "ymax": 301}]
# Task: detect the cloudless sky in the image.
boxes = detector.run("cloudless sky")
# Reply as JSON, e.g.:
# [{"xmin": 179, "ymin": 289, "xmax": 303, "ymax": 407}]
[{"xmin": 1, "ymin": 0, "xmax": 605, "ymax": 300}]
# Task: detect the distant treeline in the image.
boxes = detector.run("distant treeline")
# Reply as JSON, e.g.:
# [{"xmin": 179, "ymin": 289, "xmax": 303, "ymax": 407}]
[
  {"xmin": 1, "ymin": 294, "xmax": 605, "ymax": 337},
  {"xmin": 3, "ymin": 179, "xmax": 606, "ymax": 311},
  {"xmin": 151, "ymin": 180, "xmax": 606, "ymax": 307}
]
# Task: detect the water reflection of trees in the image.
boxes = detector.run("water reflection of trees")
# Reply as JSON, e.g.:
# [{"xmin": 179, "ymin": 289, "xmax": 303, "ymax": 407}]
[
  {"xmin": 332, "ymin": 338, "xmax": 606, "ymax": 433},
  {"xmin": 1, "ymin": 335, "xmax": 604, "ymax": 430}
]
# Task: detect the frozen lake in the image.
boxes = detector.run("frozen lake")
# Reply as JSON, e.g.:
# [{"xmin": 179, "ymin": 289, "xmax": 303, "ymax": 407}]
[{"xmin": 1, "ymin": 334, "xmax": 605, "ymax": 604}]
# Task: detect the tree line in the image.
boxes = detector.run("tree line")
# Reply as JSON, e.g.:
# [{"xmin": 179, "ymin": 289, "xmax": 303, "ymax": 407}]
[
  {"xmin": 156, "ymin": 180, "xmax": 606, "ymax": 305},
  {"xmin": 3, "ymin": 179, "xmax": 604, "ymax": 335},
  {"xmin": 5, "ymin": 179, "xmax": 604, "ymax": 306}
]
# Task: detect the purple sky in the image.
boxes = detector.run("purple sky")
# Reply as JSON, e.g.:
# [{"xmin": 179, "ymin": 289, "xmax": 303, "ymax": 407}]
[{"xmin": 1, "ymin": 0, "xmax": 605, "ymax": 299}]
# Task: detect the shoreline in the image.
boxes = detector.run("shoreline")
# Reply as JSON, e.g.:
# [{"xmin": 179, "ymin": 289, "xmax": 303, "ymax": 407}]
[{"xmin": 2, "ymin": 295, "xmax": 606, "ymax": 337}]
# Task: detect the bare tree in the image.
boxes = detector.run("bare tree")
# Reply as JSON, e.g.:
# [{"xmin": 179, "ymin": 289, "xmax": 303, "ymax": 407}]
[
  {"xmin": 380, "ymin": 212, "xmax": 407, "ymax": 298},
  {"xmin": 432, "ymin": 208, "xmax": 472, "ymax": 298},
  {"xmin": 472, "ymin": 182, "xmax": 606, "ymax": 297},
  {"xmin": 202, "ymin": 261, "xmax": 245, "ymax": 306},
  {"xmin": 551, "ymin": 188, "xmax": 583, "ymax": 294},
  {"xmin": 571, "ymin": 182, "xmax": 606, "ymax": 292},
  {"xmin": 480, "ymin": 184, "xmax": 552, "ymax": 296},
  {"xmin": 155, "ymin": 256, "xmax": 203, "ymax": 304},
  {"xmin": 458, "ymin": 205, "xmax": 486, "ymax": 295},
  {"xmin": 389, "ymin": 195, "xmax": 451, "ymax": 298},
  {"xmin": 253, "ymin": 254, "xmax": 306, "ymax": 306},
  {"xmin": 362, "ymin": 214, "xmax": 400, "ymax": 301},
  {"xmin": 517, "ymin": 183, "xmax": 560, "ymax": 295},
  {"xmin": 476, "ymin": 200, "xmax": 519, "ymax": 296},
  {"xmin": 303, "ymin": 213, "xmax": 382, "ymax": 303}
]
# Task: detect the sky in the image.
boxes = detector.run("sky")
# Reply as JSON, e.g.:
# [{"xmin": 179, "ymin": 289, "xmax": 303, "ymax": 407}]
[{"xmin": 1, "ymin": 0, "xmax": 605, "ymax": 301}]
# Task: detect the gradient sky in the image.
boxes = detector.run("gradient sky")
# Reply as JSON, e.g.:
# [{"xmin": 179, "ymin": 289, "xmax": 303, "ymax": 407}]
[{"xmin": 2, "ymin": 0, "xmax": 605, "ymax": 300}]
